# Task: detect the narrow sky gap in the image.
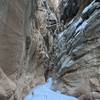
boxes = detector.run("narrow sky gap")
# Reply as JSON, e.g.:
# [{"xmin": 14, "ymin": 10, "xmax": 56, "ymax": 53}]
[{"xmin": 24, "ymin": 78, "xmax": 78, "ymax": 100}]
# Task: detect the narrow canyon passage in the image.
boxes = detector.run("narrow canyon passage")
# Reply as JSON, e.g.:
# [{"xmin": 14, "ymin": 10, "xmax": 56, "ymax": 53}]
[{"xmin": 0, "ymin": 0, "xmax": 100, "ymax": 100}]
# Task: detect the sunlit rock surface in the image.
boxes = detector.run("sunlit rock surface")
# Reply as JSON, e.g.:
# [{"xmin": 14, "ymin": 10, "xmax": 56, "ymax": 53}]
[{"xmin": 51, "ymin": 0, "xmax": 100, "ymax": 98}]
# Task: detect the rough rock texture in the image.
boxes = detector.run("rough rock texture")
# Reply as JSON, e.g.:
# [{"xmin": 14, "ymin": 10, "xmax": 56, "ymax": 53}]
[
  {"xmin": 0, "ymin": 0, "xmax": 25, "ymax": 75},
  {"xmin": 0, "ymin": 0, "xmax": 46, "ymax": 99},
  {"xmin": 0, "ymin": 0, "xmax": 100, "ymax": 100},
  {"xmin": 51, "ymin": 0, "xmax": 100, "ymax": 99},
  {"xmin": 0, "ymin": 68, "xmax": 16, "ymax": 99}
]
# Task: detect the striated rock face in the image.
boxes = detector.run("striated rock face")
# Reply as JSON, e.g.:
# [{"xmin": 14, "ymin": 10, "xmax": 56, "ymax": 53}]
[
  {"xmin": 0, "ymin": 0, "xmax": 100, "ymax": 100},
  {"xmin": 0, "ymin": 0, "xmax": 25, "ymax": 75},
  {"xmin": 0, "ymin": 0, "xmax": 46, "ymax": 99},
  {"xmin": 51, "ymin": 0, "xmax": 100, "ymax": 99}
]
